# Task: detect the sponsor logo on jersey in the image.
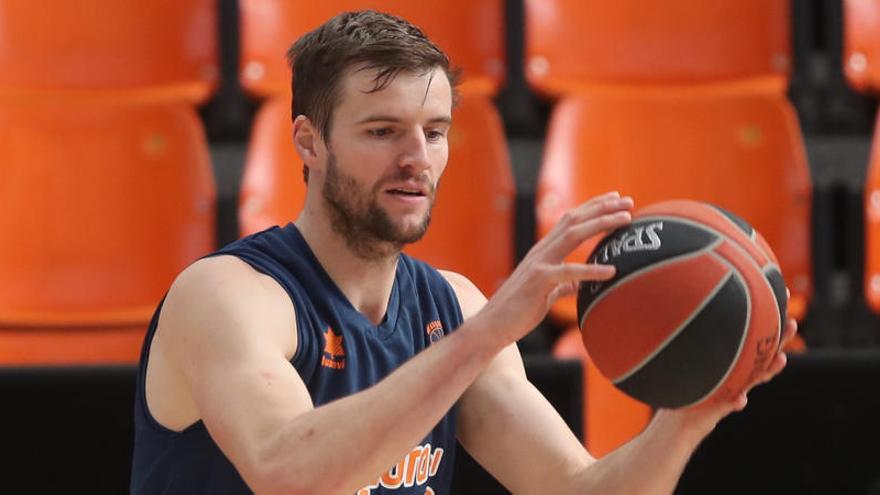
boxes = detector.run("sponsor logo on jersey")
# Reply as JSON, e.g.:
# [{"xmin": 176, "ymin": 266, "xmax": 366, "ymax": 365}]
[
  {"xmin": 357, "ymin": 443, "xmax": 444, "ymax": 494},
  {"xmin": 321, "ymin": 327, "xmax": 346, "ymax": 370},
  {"xmin": 425, "ymin": 320, "xmax": 444, "ymax": 343}
]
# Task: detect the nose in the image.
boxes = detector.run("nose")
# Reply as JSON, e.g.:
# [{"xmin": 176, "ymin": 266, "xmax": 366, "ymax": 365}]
[{"xmin": 398, "ymin": 127, "xmax": 431, "ymax": 173}]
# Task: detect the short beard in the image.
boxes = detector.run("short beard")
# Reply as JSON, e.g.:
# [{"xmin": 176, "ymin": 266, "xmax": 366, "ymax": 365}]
[{"xmin": 321, "ymin": 152, "xmax": 434, "ymax": 262}]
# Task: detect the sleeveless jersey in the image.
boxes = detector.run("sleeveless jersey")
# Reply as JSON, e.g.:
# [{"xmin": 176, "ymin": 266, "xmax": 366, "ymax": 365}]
[{"xmin": 131, "ymin": 224, "xmax": 465, "ymax": 494}]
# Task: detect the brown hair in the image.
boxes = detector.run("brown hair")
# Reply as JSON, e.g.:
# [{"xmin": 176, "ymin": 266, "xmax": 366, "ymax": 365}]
[{"xmin": 287, "ymin": 10, "xmax": 460, "ymax": 182}]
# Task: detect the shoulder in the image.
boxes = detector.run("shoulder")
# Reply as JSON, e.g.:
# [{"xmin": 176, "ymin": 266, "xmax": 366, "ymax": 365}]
[
  {"xmin": 170, "ymin": 255, "xmax": 291, "ymax": 311},
  {"xmin": 160, "ymin": 255, "xmax": 297, "ymax": 360},
  {"xmin": 438, "ymin": 270, "xmax": 487, "ymax": 320}
]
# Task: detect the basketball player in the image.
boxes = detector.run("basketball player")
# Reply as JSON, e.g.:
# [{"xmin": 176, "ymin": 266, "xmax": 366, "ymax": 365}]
[{"xmin": 130, "ymin": 10, "xmax": 797, "ymax": 494}]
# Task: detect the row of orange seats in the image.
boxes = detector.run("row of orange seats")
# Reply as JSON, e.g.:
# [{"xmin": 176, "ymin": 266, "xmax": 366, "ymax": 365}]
[
  {"xmin": 0, "ymin": 0, "xmax": 799, "ymax": 96},
  {"xmin": 237, "ymin": 0, "xmax": 811, "ymax": 308},
  {"xmin": 529, "ymin": 1, "xmax": 805, "ymax": 457},
  {"xmin": 0, "ymin": 0, "xmax": 867, "ymax": 456},
  {"xmin": 0, "ymin": 0, "xmax": 219, "ymax": 365},
  {"xmin": 846, "ymin": 0, "xmax": 880, "ymax": 313}
]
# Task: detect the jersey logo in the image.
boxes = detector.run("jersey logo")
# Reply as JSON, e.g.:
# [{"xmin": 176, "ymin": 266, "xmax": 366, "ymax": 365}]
[
  {"xmin": 425, "ymin": 320, "xmax": 444, "ymax": 343},
  {"xmin": 321, "ymin": 327, "xmax": 346, "ymax": 370},
  {"xmin": 357, "ymin": 443, "xmax": 444, "ymax": 494}
]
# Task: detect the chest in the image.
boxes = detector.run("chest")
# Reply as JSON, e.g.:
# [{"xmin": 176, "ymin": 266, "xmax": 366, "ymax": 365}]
[{"xmin": 298, "ymin": 301, "xmax": 450, "ymax": 405}]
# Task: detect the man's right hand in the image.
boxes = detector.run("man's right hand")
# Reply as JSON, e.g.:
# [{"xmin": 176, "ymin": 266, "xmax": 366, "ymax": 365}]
[{"xmin": 476, "ymin": 191, "xmax": 634, "ymax": 343}]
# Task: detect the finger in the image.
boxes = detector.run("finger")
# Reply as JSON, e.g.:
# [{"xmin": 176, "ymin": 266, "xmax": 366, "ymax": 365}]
[
  {"xmin": 747, "ymin": 351, "xmax": 788, "ymax": 393},
  {"xmin": 546, "ymin": 210, "xmax": 633, "ymax": 260},
  {"xmin": 547, "ymin": 262, "xmax": 616, "ymax": 284},
  {"xmin": 779, "ymin": 318, "xmax": 798, "ymax": 349},
  {"xmin": 544, "ymin": 195, "xmax": 633, "ymax": 244},
  {"xmin": 548, "ymin": 280, "xmax": 579, "ymax": 302},
  {"xmin": 580, "ymin": 191, "xmax": 622, "ymax": 208},
  {"xmin": 730, "ymin": 393, "xmax": 749, "ymax": 413},
  {"xmin": 547, "ymin": 263, "xmax": 615, "ymax": 303},
  {"xmin": 761, "ymin": 351, "xmax": 788, "ymax": 383},
  {"xmin": 567, "ymin": 195, "xmax": 634, "ymax": 224},
  {"xmin": 535, "ymin": 195, "xmax": 633, "ymax": 259}
]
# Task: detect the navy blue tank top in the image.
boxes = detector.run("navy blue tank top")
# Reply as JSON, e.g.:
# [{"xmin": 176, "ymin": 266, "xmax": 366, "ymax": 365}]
[{"xmin": 131, "ymin": 224, "xmax": 465, "ymax": 494}]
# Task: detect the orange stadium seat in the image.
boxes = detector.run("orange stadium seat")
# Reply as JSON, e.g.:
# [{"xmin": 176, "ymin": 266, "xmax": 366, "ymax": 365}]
[
  {"xmin": 536, "ymin": 86, "xmax": 813, "ymax": 327},
  {"xmin": 239, "ymin": 0, "xmax": 505, "ymax": 98},
  {"xmin": 0, "ymin": 99, "xmax": 216, "ymax": 365},
  {"xmin": 404, "ymin": 96, "xmax": 515, "ymax": 295},
  {"xmin": 843, "ymin": 0, "xmax": 880, "ymax": 313},
  {"xmin": 239, "ymin": 94, "xmax": 515, "ymax": 296},
  {"xmin": 553, "ymin": 327, "xmax": 652, "ymax": 458},
  {"xmin": 864, "ymin": 114, "xmax": 880, "ymax": 312},
  {"xmin": 843, "ymin": 0, "xmax": 880, "ymax": 93},
  {"xmin": 238, "ymin": 97, "xmax": 307, "ymax": 235},
  {"xmin": 0, "ymin": 0, "xmax": 218, "ymax": 102},
  {"xmin": 524, "ymin": 0, "xmax": 791, "ymax": 96},
  {"xmin": 845, "ymin": 1, "xmax": 880, "ymax": 314}
]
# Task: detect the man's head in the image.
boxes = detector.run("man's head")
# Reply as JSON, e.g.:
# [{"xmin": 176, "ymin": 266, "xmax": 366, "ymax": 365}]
[
  {"xmin": 288, "ymin": 11, "xmax": 459, "ymax": 260},
  {"xmin": 287, "ymin": 10, "xmax": 459, "ymax": 160}
]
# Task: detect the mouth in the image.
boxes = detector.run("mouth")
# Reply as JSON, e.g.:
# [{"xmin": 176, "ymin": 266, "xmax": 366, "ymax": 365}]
[
  {"xmin": 385, "ymin": 183, "xmax": 429, "ymax": 198},
  {"xmin": 386, "ymin": 188, "xmax": 426, "ymax": 197}
]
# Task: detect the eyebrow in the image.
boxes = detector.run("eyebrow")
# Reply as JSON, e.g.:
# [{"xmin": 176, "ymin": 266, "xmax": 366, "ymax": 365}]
[{"xmin": 355, "ymin": 115, "xmax": 453, "ymax": 125}]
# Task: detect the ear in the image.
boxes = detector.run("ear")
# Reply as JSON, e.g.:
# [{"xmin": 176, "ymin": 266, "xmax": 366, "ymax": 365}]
[{"xmin": 292, "ymin": 115, "xmax": 322, "ymax": 166}]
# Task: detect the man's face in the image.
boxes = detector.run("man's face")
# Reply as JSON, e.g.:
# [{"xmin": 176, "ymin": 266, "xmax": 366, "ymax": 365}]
[{"xmin": 317, "ymin": 66, "xmax": 453, "ymax": 258}]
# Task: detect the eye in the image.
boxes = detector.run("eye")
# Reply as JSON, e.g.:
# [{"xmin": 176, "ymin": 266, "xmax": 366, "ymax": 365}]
[
  {"xmin": 425, "ymin": 128, "xmax": 447, "ymax": 142},
  {"xmin": 368, "ymin": 127, "xmax": 393, "ymax": 137}
]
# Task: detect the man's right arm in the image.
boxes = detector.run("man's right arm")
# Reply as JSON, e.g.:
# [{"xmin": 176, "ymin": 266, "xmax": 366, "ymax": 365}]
[
  {"xmin": 158, "ymin": 256, "xmax": 510, "ymax": 495},
  {"xmin": 157, "ymin": 192, "xmax": 633, "ymax": 494}
]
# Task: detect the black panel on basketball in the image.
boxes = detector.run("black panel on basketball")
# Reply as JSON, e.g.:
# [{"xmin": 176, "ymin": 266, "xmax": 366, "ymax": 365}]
[
  {"xmin": 764, "ymin": 266, "xmax": 788, "ymax": 334},
  {"xmin": 616, "ymin": 272, "xmax": 750, "ymax": 408},
  {"xmin": 710, "ymin": 205, "xmax": 754, "ymax": 237}
]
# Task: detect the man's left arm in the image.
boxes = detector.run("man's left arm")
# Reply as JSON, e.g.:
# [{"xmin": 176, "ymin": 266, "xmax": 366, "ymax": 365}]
[
  {"xmin": 442, "ymin": 270, "xmax": 595, "ymax": 492},
  {"xmin": 457, "ymin": 338, "xmax": 595, "ymax": 492},
  {"xmin": 442, "ymin": 270, "xmax": 795, "ymax": 494}
]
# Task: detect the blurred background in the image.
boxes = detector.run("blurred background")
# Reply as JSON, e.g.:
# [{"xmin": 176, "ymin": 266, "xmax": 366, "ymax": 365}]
[{"xmin": 1, "ymin": 0, "xmax": 879, "ymax": 493}]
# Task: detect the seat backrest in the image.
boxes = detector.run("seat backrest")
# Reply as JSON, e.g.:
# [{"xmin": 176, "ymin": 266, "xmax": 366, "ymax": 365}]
[
  {"xmin": 864, "ymin": 114, "xmax": 880, "ymax": 312},
  {"xmin": 404, "ymin": 95, "xmax": 515, "ymax": 295},
  {"xmin": 239, "ymin": 93, "xmax": 515, "ymax": 296},
  {"xmin": 843, "ymin": 0, "xmax": 880, "ymax": 93},
  {"xmin": 0, "ymin": 328, "xmax": 147, "ymax": 366},
  {"xmin": 239, "ymin": 0, "xmax": 505, "ymax": 98},
  {"xmin": 238, "ymin": 96, "xmax": 308, "ymax": 236},
  {"xmin": 0, "ymin": 0, "xmax": 218, "ymax": 101},
  {"xmin": 0, "ymin": 100, "xmax": 216, "ymax": 327},
  {"xmin": 536, "ymin": 88, "xmax": 813, "ymax": 324},
  {"xmin": 525, "ymin": 0, "xmax": 790, "ymax": 96}
]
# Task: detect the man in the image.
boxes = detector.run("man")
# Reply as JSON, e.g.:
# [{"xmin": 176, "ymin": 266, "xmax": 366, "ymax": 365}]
[{"xmin": 130, "ymin": 10, "xmax": 796, "ymax": 494}]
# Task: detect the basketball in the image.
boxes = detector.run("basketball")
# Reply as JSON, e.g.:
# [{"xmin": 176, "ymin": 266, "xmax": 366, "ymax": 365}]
[{"xmin": 576, "ymin": 199, "xmax": 788, "ymax": 409}]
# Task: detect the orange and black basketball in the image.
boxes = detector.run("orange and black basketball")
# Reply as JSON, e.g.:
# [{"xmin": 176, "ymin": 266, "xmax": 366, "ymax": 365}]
[{"xmin": 576, "ymin": 199, "xmax": 787, "ymax": 409}]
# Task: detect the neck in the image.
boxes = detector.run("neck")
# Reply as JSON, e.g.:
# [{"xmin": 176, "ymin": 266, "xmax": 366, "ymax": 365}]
[{"xmin": 294, "ymin": 209, "xmax": 399, "ymax": 326}]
